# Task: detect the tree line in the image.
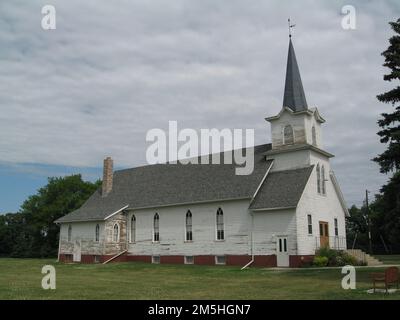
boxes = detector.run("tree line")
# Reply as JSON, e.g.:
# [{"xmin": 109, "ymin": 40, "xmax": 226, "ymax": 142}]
[{"xmin": 0, "ymin": 175, "xmax": 100, "ymax": 257}]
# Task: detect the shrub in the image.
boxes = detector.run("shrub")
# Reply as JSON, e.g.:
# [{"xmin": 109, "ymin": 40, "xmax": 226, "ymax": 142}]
[
  {"xmin": 338, "ymin": 252, "xmax": 358, "ymax": 266},
  {"xmin": 314, "ymin": 249, "xmax": 361, "ymax": 267},
  {"xmin": 315, "ymin": 247, "xmax": 339, "ymax": 266},
  {"xmin": 313, "ymin": 256, "xmax": 328, "ymax": 267},
  {"xmin": 334, "ymin": 254, "xmax": 345, "ymax": 266}
]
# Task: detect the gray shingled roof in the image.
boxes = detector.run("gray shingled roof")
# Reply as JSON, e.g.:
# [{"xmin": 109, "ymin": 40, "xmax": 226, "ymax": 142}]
[
  {"xmin": 56, "ymin": 145, "xmax": 273, "ymax": 223},
  {"xmin": 283, "ymin": 38, "xmax": 308, "ymax": 112},
  {"xmin": 249, "ymin": 165, "xmax": 314, "ymax": 210},
  {"xmin": 56, "ymin": 145, "xmax": 314, "ymax": 223}
]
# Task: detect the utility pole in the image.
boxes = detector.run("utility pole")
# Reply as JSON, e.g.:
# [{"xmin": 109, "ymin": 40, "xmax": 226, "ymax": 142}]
[{"xmin": 365, "ymin": 190, "xmax": 373, "ymax": 254}]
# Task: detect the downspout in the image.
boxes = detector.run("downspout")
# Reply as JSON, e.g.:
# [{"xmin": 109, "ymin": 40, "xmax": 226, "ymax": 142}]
[
  {"xmin": 103, "ymin": 221, "xmax": 107, "ymax": 261},
  {"xmin": 57, "ymin": 223, "xmax": 61, "ymax": 262},
  {"xmin": 241, "ymin": 211, "xmax": 254, "ymax": 270},
  {"xmin": 125, "ymin": 210, "xmax": 129, "ymax": 252},
  {"xmin": 241, "ymin": 160, "xmax": 274, "ymax": 270}
]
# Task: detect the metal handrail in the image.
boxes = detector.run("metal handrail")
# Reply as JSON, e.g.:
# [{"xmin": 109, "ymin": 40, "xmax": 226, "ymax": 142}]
[{"xmin": 315, "ymin": 236, "xmax": 347, "ymax": 250}]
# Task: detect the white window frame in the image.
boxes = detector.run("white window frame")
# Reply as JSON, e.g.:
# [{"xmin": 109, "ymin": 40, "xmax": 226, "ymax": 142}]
[
  {"xmin": 216, "ymin": 208, "xmax": 224, "ymax": 241},
  {"xmin": 184, "ymin": 256, "xmax": 194, "ymax": 265},
  {"xmin": 215, "ymin": 255, "xmax": 226, "ymax": 265},
  {"xmin": 95, "ymin": 224, "xmax": 100, "ymax": 242},
  {"xmin": 130, "ymin": 215, "xmax": 136, "ymax": 243},
  {"xmin": 307, "ymin": 214, "xmax": 313, "ymax": 235},
  {"xmin": 67, "ymin": 225, "xmax": 72, "ymax": 242},
  {"xmin": 334, "ymin": 218, "xmax": 339, "ymax": 236},
  {"xmin": 283, "ymin": 124, "xmax": 294, "ymax": 145},
  {"xmin": 316, "ymin": 164, "xmax": 321, "ymax": 194},
  {"xmin": 113, "ymin": 223, "xmax": 120, "ymax": 242},
  {"xmin": 321, "ymin": 165, "xmax": 326, "ymax": 195},
  {"xmin": 153, "ymin": 213, "xmax": 160, "ymax": 243},
  {"xmin": 152, "ymin": 256, "xmax": 160, "ymax": 264},
  {"xmin": 312, "ymin": 125, "xmax": 317, "ymax": 146},
  {"xmin": 185, "ymin": 210, "xmax": 193, "ymax": 242}
]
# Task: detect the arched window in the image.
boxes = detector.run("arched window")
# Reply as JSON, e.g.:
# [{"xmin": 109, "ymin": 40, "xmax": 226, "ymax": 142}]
[
  {"xmin": 68, "ymin": 225, "xmax": 72, "ymax": 242},
  {"xmin": 113, "ymin": 223, "xmax": 119, "ymax": 242},
  {"xmin": 321, "ymin": 165, "xmax": 326, "ymax": 195},
  {"xmin": 153, "ymin": 213, "xmax": 159, "ymax": 242},
  {"xmin": 186, "ymin": 210, "xmax": 193, "ymax": 241},
  {"xmin": 316, "ymin": 164, "xmax": 321, "ymax": 194},
  {"xmin": 312, "ymin": 126, "xmax": 317, "ymax": 146},
  {"xmin": 283, "ymin": 125, "xmax": 294, "ymax": 145},
  {"xmin": 216, "ymin": 208, "xmax": 224, "ymax": 240},
  {"xmin": 95, "ymin": 224, "xmax": 100, "ymax": 242},
  {"xmin": 130, "ymin": 215, "xmax": 136, "ymax": 243}
]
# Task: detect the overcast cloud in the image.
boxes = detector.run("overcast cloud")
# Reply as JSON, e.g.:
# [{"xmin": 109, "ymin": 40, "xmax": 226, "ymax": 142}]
[{"xmin": 0, "ymin": 0, "xmax": 399, "ymax": 208}]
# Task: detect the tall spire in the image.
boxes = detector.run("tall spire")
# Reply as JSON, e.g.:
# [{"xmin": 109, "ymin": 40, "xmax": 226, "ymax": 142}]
[{"xmin": 283, "ymin": 25, "xmax": 308, "ymax": 112}]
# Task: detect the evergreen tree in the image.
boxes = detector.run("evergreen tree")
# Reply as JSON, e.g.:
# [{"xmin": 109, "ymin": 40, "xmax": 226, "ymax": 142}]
[
  {"xmin": 370, "ymin": 172, "xmax": 400, "ymax": 248},
  {"xmin": 374, "ymin": 18, "xmax": 400, "ymax": 173}
]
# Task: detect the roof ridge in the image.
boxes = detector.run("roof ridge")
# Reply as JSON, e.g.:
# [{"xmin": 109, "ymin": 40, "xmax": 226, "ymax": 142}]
[{"xmin": 114, "ymin": 143, "xmax": 272, "ymax": 174}]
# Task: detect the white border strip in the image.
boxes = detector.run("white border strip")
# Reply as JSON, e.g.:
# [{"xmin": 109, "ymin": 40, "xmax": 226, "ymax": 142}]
[
  {"xmin": 104, "ymin": 205, "xmax": 129, "ymax": 220},
  {"xmin": 249, "ymin": 160, "xmax": 274, "ymax": 205},
  {"xmin": 251, "ymin": 206, "xmax": 296, "ymax": 212},
  {"xmin": 330, "ymin": 171, "xmax": 350, "ymax": 217}
]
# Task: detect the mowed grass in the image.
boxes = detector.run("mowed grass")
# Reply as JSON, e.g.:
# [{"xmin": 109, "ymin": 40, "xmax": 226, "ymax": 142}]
[
  {"xmin": 0, "ymin": 258, "xmax": 399, "ymax": 300},
  {"xmin": 376, "ymin": 255, "xmax": 400, "ymax": 265}
]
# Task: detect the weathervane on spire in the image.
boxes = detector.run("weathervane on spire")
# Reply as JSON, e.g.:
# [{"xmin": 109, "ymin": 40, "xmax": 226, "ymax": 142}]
[{"xmin": 288, "ymin": 18, "xmax": 296, "ymax": 38}]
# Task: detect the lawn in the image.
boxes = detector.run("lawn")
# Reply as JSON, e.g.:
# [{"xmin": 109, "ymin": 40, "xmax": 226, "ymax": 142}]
[
  {"xmin": 376, "ymin": 255, "xmax": 400, "ymax": 265},
  {"xmin": 0, "ymin": 258, "xmax": 399, "ymax": 300}
]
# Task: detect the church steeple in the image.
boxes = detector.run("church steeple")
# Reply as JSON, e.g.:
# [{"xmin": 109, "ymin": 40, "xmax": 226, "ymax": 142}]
[
  {"xmin": 266, "ymin": 22, "xmax": 327, "ymax": 155},
  {"xmin": 282, "ymin": 37, "xmax": 308, "ymax": 112}
]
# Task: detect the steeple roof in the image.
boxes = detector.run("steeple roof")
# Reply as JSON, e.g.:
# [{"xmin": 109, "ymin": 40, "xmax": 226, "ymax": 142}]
[{"xmin": 283, "ymin": 38, "xmax": 308, "ymax": 112}]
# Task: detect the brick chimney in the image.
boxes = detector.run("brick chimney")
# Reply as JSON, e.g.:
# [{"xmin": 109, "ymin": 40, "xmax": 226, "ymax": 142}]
[{"xmin": 102, "ymin": 157, "xmax": 113, "ymax": 197}]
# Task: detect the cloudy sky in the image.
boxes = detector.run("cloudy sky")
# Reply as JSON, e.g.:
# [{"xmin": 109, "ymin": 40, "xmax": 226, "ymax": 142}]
[{"xmin": 0, "ymin": 0, "xmax": 398, "ymax": 213}]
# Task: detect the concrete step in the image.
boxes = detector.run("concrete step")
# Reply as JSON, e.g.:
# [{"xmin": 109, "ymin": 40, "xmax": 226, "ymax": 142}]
[
  {"xmin": 345, "ymin": 249, "xmax": 383, "ymax": 266},
  {"xmin": 365, "ymin": 253, "xmax": 383, "ymax": 265}
]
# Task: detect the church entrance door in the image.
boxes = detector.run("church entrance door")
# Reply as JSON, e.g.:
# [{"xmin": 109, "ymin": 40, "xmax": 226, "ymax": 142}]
[{"xmin": 319, "ymin": 221, "xmax": 329, "ymax": 248}]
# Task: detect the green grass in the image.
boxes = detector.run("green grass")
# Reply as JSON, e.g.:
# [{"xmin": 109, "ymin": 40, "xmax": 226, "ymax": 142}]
[
  {"xmin": 375, "ymin": 255, "xmax": 400, "ymax": 265},
  {"xmin": 0, "ymin": 258, "xmax": 399, "ymax": 300}
]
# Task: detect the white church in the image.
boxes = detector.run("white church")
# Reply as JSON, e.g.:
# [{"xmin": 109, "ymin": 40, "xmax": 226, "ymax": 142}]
[{"xmin": 55, "ymin": 37, "xmax": 349, "ymax": 268}]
